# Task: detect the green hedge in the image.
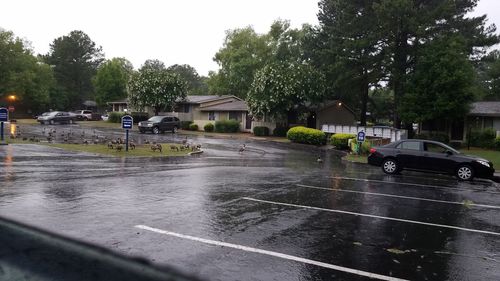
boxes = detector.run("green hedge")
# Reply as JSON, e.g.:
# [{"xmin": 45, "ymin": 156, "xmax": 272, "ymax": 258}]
[
  {"xmin": 253, "ymin": 126, "xmax": 269, "ymax": 136},
  {"xmin": 108, "ymin": 112, "xmax": 126, "ymax": 123},
  {"xmin": 287, "ymin": 126, "xmax": 326, "ymax": 145},
  {"xmin": 330, "ymin": 133, "xmax": 356, "ymax": 150},
  {"xmin": 215, "ymin": 120, "xmax": 240, "ymax": 133},
  {"xmin": 414, "ymin": 133, "xmax": 450, "ymax": 144},
  {"xmin": 130, "ymin": 112, "xmax": 149, "ymax": 123},
  {"xmin": 180, "ymin": 121, "xmax": 193, "ymax": 130},
  {"xmin": 468, "ymin": 128, "xmax": 496, "ymax": 149},
  {"xmin": 351, "ymin": 139, "xmax": 372, "ymax": 155},
  {"xmin": 204, "ymin": 123, "xmax": 214, "ymax": 132},
  {"xmin": 189, "ymin": 123, "xmax": 199, "ymax": 131},
  {"xmin": 273, "ymin": 126, "xmax": 289, "ymax": 137}
]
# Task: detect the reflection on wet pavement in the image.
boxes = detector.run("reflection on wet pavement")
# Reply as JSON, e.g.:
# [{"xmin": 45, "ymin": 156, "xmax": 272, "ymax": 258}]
[{"xmin": 0, "ymin": 124, "xmax": 499, "ymax": 281}]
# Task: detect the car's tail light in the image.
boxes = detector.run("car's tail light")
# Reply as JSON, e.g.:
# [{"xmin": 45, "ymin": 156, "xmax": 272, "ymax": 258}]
[{"xmin": 369, "ymin": 148, "xmax": 377, "ymax": 154}]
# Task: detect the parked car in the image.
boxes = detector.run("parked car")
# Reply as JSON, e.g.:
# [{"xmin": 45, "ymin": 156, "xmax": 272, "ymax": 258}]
[
  {"xmin": 37, "ymin": 111, "xmax": 77, "ymax": 125},
  {"xmin": 368, "ymin": 139, "xmax": 494, "ymax": 180},
  {"xmin": 101, "ymin": 114, "xmax": 109, "ymax": 121},
  {"xmin": 138, "ymin": 116, "xmax": 180, "ymax": 134},
  {"xmin": 73, "ymin": 110, "xmax": 101, "ymax": 121}
]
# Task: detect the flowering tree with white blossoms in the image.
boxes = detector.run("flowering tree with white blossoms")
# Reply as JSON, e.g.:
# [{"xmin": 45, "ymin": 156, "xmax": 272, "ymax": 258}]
[
  {"xmin": 128, "ymin": 67, "xmax": 187, "ymax": 115},
  {"xmin": 247, "ymin": 63, "xmax": 326, "ymax": 121}
]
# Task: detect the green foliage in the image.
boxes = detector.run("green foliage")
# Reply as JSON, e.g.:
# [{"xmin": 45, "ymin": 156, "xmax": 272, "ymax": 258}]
[
  {"xmin": 93, "ymin": 57, "xmax": 133, "ymax": 106},
  {"xmin": 189, "ymin": 123, "xmax": 199, "ymax": 131},
  {"xmin": 167, "ymin": 64, "xmax": 208, "ymax": 95},
  {"xmin": 351, "ymin": 139, "xmax": 372, "ymax": 155},
  {"xmin": 180, "ymin": 121, "xmax": 193, "ymax": 130},
  {"xmin": 108, "ymin": 112, "xmax": 125, "ymax": 123},
  {"xmin": 247, "ymin": 63, "xmax": 326, "ymax": 121},
  {"xmin": 468, "ymin": 128, "xmax": 496, "ymax": 149},
  {"xmin": 273, "ymin": 126, "xmax": 289, "ymax": 137},
  {"xmin": 287, "ymin": 126, "xmax": 326, "ymax": 145},
  {"xmin": 204, "ymin": 123, "xmax": 214, "ymax": 132},
  {"xmin": 330, "ymin": 133, "xmax": 356, "ymax": 150},
  {"xmin": 128, "ymin": 61, "xmax": 188, "ymax": 115},
  {"xmin": 0, "ymin": 30, "xmax": 55, "ymax": 112},
  {"xmin": 413, "ymin": 133, "xmax": 450, "ymax": 144},
  {"xmin": 253, "ymin": 126, "xmax": 269, "ymax": 136},
  {"xmin": 494, "ymin": 137, "xmax": 500, "ymax": 151},
  {"xmin": 130, "ymin": 112, "xmax": 149, "ymax": 123},
  {"xmin": 215, "ymin": 120, "xmax": 240, "ymax": 133},
  {"xmin": 401, "ymin": 36, "xmax": 475, "ymax": 123},
  {"xmin": 44, "ymin": 30, "xmax": 104, "ymax": 109}
]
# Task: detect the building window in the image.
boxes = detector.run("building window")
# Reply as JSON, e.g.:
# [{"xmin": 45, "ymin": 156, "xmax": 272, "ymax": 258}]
[
  {"xmin": 208, "ymin": 111, "xmax": 215, "ymax": 120},
  {"xmin": 184, "ymin": 104, "xmax": 190, "ymax": 113},
  {"xmin": 484, "ymin": 117, "xmax": 493, "ymax": 129},
  {"xmin": 229, "ymin": 112, "xmax": 240, "ymax": 121}
]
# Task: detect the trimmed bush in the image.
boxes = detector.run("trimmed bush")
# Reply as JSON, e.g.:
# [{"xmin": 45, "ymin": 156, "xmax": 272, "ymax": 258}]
[
  {"xmin": 273, "ymin": 126, "xmax": 289, "ymax": 137},
  {"xmin": 180, "ymin": 121, "xmax": 193, "ymax": 130},
  {"xmin": 494, "ymin": 137, "xmax": 500, "ymax": 150},
  {"xmin": 108, "ymin": 112, "xmax": 126, "ymax": 123},
  {"xmin": 131, "ymin": 112, "xmax": 149, "ymax": 123},
  {"xmin": 287, "ymin": 126, "xmax": 326, "ymax": 145},
  {"xmin": 468, "ymin": 128, "xmax": 496, "ymax": 149},
  {"xmin": 253, "ymin": 126, "xmax": 269, "ymax": 136},
  {"xmin": 189, "ymin": 123, "xmax": 199, "ymax": 131},
  {"xmin": 414, "ymin": 133, "xmax": 449, "ymax": 144},
  {"xmin": 330, "ymin": 133, "xmax": 356, "ymax": 150},
  {"xmin": 204, "ymin": 123, "xmax": 214, "ymax": 132},
  {"xmin": 351, "ymin": 139, "xmax": 372, "ymax": 155},
  {"xmin": 215, "ymin": 120, "xmax": 240, "ymax": 133}
]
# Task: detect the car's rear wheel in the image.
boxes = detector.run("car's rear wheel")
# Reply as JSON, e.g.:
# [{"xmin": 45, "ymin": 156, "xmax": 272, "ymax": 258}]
[
  {"xmin": 382, "ymin": 158, "xmax": 399, "ymax": 175},
  {"xmin": 83, "ymin": 117, "xmax": 88, "ymax": 121},
  {"xmin": 456, "ymin": 165, "xmax": 474, "ymax": 181},
  {"xmin": 152, "ymin": 126, "xmax": 160, "ymax": 134},
  {"xmin": 172, "ymin": 126, "xmax": 178, "ymax": 133}
]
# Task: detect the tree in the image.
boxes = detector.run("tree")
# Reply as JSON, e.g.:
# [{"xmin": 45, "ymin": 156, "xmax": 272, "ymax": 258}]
[
  {"xmin": 140, "ymin": 59, "xmax": 166, "ymax": 72},
  {"xmin": 475, "ymin": 50, "xmax": 500, "ymax": 101},
  {"xmin": 316, "ymin": 0, "xmax": 384, "ymax": 125},
  {"xmin": 93, "ymin": 57, "xmax": 133, "ymax": 106},
  {"xmin": 247, "ymin": 63, "xmax": 326, "ymax": 121},
  {"xmin": 44, "ymin": 30, "xmax": 104, "ymax": 109},
  {"xmin": 400, "ymin": 36, "xmax": 475, "ymax": 123},
  {"xmin": 128, "ymin": 62, "xmax": 187, "ymax": 115},
  {"xmin": 167, "ymin": 64, "xmax": 208, "ymax": 95},
  {"xmin": 0, "ymin": 29, "xmax": 55, "ymax": 112},
  {"xmin": 373, "ymin": 0, "xmax": 498, "ymax": 127}
]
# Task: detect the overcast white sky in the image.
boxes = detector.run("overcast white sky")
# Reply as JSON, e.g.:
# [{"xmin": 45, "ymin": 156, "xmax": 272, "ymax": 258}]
[{"xmin": 2, "ymin": 0, "xmax": 499, "ymax": 76}]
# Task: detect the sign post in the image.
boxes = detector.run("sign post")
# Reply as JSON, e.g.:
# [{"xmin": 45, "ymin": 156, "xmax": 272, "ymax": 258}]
[
  {"xmin": 0, "ymin": 107, "xmax": 8, "ymax": 145},
  {"xmin": 356, "ymin": 130, "xmax": 365, "ymax": 154},
  {"xmin": 121, "ymin": 115, "xmax": 133, "ymax": 152}
]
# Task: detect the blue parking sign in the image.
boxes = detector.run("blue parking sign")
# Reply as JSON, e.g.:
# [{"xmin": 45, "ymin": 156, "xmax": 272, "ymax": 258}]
[
  {"xmin": 121, "ymin": 115, "xmax": 133, "ymax": 129},
  {"xmin": 357, "ymin": 131, "xmax": 365, "ymax": 143},
  {"xmin": 0, "ymin": 108, "xmax": 8, "ymax": 122}
]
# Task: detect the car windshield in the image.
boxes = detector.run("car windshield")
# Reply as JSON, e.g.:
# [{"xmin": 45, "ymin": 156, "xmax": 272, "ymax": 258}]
[{"xmin": 148, "ymin": 116, "xmax": 164, "ymax": 122}]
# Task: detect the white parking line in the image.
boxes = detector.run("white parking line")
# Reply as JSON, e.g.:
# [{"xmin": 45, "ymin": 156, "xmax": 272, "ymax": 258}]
[
  {"xmin": 135, "ymin": 225, "xmax": 408, "ymax": 281},
  {"xmin": 241, "ymin": 197, "xmax": 500, "ymax": 236},
  {"xmin": 330, "ymin": 176, "xmax": 500, "ymax": 195},
  {"xmin": 296, "ymin": 184, "xmax": 500, "ymax": 210}
]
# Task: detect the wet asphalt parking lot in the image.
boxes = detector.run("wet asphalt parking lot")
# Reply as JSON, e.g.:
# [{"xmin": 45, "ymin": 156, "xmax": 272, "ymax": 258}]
[{"xmin": 1, "ymin": 124, "xmax": 500, "ymax": 281}]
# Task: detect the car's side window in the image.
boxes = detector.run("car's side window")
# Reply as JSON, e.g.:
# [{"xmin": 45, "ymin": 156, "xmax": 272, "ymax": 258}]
[
  {"xmin": 165, "ymin": 117, "xmax": 173, "ymax": 122},
  {"xmin": 424, "ymin": 143, "xmax": 447, "ymax": 153},
  {"xmin": 397, "ymin": 141, "xmax": 421, "ymax": 151}
]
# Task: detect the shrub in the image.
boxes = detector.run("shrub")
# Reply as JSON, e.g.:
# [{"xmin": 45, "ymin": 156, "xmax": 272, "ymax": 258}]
[
  {"xmin": 253, "ymin": 126, "xmax": 269, "ymax": 136},
  {"xmin": 495, "ymin": 137, "xmax": 500, "ymax": 150},
  {"xmin": 131, "ymin": 112, "xmax": 149, "ymax": 123},
  {"xmin": 215, "ymin": 120, "xmax": 240, "ymax": 133},
  {"xmin": 180, "ymin": 121, "xmax": 193, "ymax": 130},
  {"xmin": 468, "ymin": 128, "xmax": 496, "ymax": 149},
  {"xmin": 330, "ymin": 133, "xmax": 356, "ymax": 150},
  {"xmin": 351, "ymin": 139, "xmax": 372, "ymax": 155},
  {"xmin": 189, "ymin": 123, "xmax": 199, "ymax": 131},
  {"xmin": 287, "ymin": 126, "xmax": 326, "ymax": 145},
  {"xmin": 108, "ymin": 112, "xmax": 126, "ymax": 123},
  {"xmin": 414, "ymin": 133, "xmax": 449, "ymax": 144},
  {"xmin": 273, "ymin": 126, "xmax": 289, "ymax": 137},
  {"xmin": 204, "ymin": 123, "xmax": 214, "ymax": 132}
]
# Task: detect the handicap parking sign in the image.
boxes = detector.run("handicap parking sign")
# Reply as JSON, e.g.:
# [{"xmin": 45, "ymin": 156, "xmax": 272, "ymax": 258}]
[
  {"xmin": 357, "ymin": 131, "xmax": 365, "ymax": 143},
  {"xmin": 121, "ymin": 115, "xmax": 133, "ymax": 129},
  {"xmin": 0, "ymin": 108, "xmax": 8, "ymax": 122}
]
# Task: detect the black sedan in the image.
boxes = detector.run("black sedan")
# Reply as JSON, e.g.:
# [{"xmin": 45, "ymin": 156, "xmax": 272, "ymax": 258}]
[
  {"xmin": 138, "ymin": 116, "xmax": 180, "ymax": 134},
  {"xmin": 37, "ymin": 111, "xmax": 77, "ymax": 125},
  {"xmin": 368, "ymin": 139, "xmax": 494, "ymax": 180}
]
